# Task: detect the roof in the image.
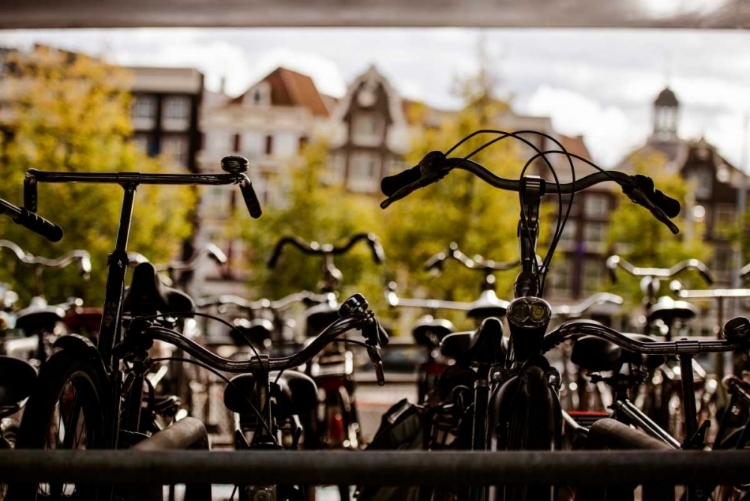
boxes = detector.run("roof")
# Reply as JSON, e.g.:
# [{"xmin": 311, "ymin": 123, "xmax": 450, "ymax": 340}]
[
  {"xmin": 655, "ymin": 86, "xmax": 679, "ymax": 107},
  {"xmin": 320, "ymin": 93, "xmax": 339, "ymax": 116},
  {"xmin": 558, "ymin": 134, "xmax": 591, "ymax": 160},
  {"xmin": 231, "ymin": 67, "xmax": 330, "ymax": 117}
]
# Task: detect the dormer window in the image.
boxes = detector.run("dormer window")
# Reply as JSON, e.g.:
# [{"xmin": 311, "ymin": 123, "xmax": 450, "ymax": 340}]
[{"xmin": 246, "ymin": 82, "xmax": 270, "ymax": 107}]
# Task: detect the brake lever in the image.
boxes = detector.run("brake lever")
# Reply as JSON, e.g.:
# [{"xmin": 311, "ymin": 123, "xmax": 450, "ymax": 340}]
[
  {"xmin": 624, "ymin": 188, "xmax": 680, "ymax": 235},
  {"xmin": 367, "ymin": 344, "xmax": 386, "ymax": 386}
]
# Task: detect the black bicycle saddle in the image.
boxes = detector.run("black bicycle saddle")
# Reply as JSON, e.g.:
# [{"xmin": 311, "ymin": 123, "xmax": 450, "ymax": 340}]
[
  {"xmin": 122, "ymin": 262, "xmax": 195, "ymax": 317},
  {"xmin": 224, "ymin": 370, "xmax": 318, "ymax": 417},
  {"xmin": 440, "ymin": 317, "xmax": 507, "ymax": 366}
]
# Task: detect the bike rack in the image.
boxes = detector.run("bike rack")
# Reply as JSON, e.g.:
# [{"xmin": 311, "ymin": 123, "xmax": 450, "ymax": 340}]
[{"xmin": 2, "ymin": 451, "xmax": 750, "ymax": 486}]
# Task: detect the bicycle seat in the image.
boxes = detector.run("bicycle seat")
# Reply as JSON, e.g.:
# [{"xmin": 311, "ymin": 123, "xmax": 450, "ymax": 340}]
[
  {"xmin": 232, "ymin": 318, "xmax": 274, "ymax": 348},
  {"xmin": 224, "ymin": 370, "xmax": 318, "ymax": 417},
  {"xmin": 412, "ymin": 315, "xmax": 454, "ymax": 348},
  {"xmin": 646, "ymin": 296, "xmax": 698, "ymax": 325},
  {"xmin": 440, "ymin": 317, "xmax": 507, "ymax": 365},
  {"xmin": 467, "ymin": 290, "xmax": 509, "ymax": 320},
  {"xmin": 15, "ymin": 302, "xmax": 64, "ymax": 334},
  {"xmin": 122, "ymin": 262, "xmax": 195, "ymax": 317},
  {"xmin": 0, "ymin": 355, "xmax": 36, "ymax": 406},
  {"xmin": 571, "ymin": 333, "xmax": 666, "ymax": 373}
]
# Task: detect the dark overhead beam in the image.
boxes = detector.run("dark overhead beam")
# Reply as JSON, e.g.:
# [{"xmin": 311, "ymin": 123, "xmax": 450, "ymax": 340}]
[{"xmin": 0, "ymin": 0, "xmax": 749, "ymax": 29}]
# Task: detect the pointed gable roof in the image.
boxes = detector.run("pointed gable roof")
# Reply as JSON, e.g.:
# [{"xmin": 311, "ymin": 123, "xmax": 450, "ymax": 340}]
[{"xmin": 230, "ymin": 67, "xmax": 330, "ymax": 117}]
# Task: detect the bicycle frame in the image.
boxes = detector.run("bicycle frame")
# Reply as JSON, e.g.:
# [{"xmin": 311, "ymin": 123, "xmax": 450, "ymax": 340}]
[{"xmin": 23, "ymin": 166, "xmax": 259, "ymax": 448}]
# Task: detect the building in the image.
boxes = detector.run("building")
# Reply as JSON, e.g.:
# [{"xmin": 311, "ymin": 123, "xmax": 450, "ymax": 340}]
[
  {"xmin": 127, "ymin": 66, "xmax": 205, "ymax": 173},
  {"xmin": 194, "ymin": 67, "xmax": 336, "ymax": 296},
  {"xmin": 616, "ymin": 86, "xmax": 749, "ymax": 285}
]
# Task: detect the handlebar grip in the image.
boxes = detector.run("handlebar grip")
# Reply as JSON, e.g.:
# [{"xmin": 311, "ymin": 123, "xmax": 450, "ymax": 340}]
[
  {"xmin": 24, "ymin": 176, "xmax": 38, "ymax": 212},
  {"xmin": 239, "ymin": 178, "xmax": 262, "ymax": 219},
  {"xmin": 650, "ymin": 188, "xmax": 681, "ymax": 219},
  {"xmin": 381, "ymin": 166, "xmax": 421, "ymax": 197},
  {"xmin": 13, "ymin": 208, "xmax": 63, "ymax": 242}
]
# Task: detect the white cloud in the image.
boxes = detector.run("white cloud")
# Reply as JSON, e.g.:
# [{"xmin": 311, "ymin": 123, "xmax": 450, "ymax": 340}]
[{"xmin": 523, "ymin": 85, "xmax": 641, "ymax": 167}]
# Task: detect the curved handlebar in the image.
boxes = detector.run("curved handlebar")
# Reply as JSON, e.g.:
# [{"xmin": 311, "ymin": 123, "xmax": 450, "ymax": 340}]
[
  {"xmin": 385, "ymin": 281, "xmax": 494, "ymax": 312},
  {"xmin": 268, "ymin": 233, "xmax": 385, "ymax": 269},
  {"xmin": 0, "ymin": 198, "xmax": 63, "ymax": 242},
  {"xmin": 380, "ymin": 149, "xmax": 680, "ymax": 235},
  {"xmin": 606, "ymin": 255, "xmax": 714, "ymax": 285},
  {"xmin": 550, "ymin": 293, "xmax": 623, "ymax": 319},
  {"xmin": 542, "ymin": 320, "xmax": 746, "ymax": 356},
  {"xmin": 424, "ymin": 242, "xmax": 519, "ymax": 274},
  {"xmin": 196, "ymin": 291, "xmax": 332, "ymax": 312},
  {"xmin": 0, "ymin": 240, "xmax": 91, "ymax": 277}
]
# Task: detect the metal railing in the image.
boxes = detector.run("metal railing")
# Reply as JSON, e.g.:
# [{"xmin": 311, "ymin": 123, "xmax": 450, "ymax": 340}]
[{"xmin": 2, "ymin": 450, "xmax": 750, "ymax": 486}]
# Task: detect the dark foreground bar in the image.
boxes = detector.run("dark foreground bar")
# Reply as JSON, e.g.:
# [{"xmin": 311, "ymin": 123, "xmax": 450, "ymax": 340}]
[{"xmin": 1, "ymin": 451, "xmax": 750, "ymax": 486}]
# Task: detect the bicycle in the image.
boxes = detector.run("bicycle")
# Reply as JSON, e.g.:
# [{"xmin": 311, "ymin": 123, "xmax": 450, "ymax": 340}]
[
  {"xmin": 268, "ymin": 233, "xmax": 385, "ymax": 501},
  {"xmin": 9, "ymin": 156, "xmax": 262, "ymax": 500},
  {"xmin": 0, "ymin": 196, "xmax": 63, "ymax": 499},
  {"xmin": 377, "ymin": 129, "xmax": 683, "ymax": 500},
  {"xmin": 0, "ymin": 240, "xmax": 91, "ymax": 362}
]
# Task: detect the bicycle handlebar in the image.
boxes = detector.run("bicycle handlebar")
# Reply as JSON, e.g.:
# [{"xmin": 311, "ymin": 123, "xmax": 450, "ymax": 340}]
[
  {"xmin": 0, "ymin": 240, "xmax": 91, "ymax": 277},
  {"xmin": 129, "ymin": 244, "xmax": 227, "ymax": 273},
  {"xmin": 385, "ymin": 281, "xmax": 492, "ymax": 312},
  {"xmin": 0, "ymin": 198, "xmax": 63, "ymax": 242},
  {"xmin": 268, "ymin": 233, "xmax": 385, "ymax": 269},
  {"xmin": 380, "ymin": 150, "xmax": 680, "ymax": 235},
  {"xmin": 136, "ymin": 294, "xmax": 389, "ymax": 383},
  {"xmin": 424, "ymin": 242, "xmax": 520, "ymax": 273},
  {"xmin": 550, "ymin": 292, "xmax": 623, "ymax": 319},
  {"xmin": 606, "ymin": 255, "xmax": 714, "ymax": 285},
  {"xmin": 196, "ymin": 291, "xmax": 331, "ymax": 312},
  {"xmin": 542, "ymin": 320, "xmax": 748, "ymax": 356},
  {"xmin": 23, "ymin": 155, "xmax": 262, "ymax": 220}
]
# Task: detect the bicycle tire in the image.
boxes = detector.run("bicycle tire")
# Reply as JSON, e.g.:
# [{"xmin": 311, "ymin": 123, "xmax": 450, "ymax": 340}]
[
  {"xmin": 9, "ymin": 348, "xmax": 107, "ymax": 501},
  {"xmin": 491, "ymin": 363, "xmax": 562, "ymax": 501}
]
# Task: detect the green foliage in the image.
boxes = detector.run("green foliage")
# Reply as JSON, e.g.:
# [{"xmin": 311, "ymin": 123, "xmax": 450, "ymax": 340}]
[
  {"xmin": 241, "ymin": 140, "xmax": 386, "ymax": 307},
  {"xmin": 0, "ymin": 46, "xmax": 194, "ymax": 305},
  {"xmin": 606, "ymin": 150, "xmax": 714, "ymax": 305}
]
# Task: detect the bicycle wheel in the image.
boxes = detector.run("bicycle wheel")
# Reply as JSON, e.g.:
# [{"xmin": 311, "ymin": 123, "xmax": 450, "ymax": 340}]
[
  {"xmin": 10, "ymin": 348, "xmax": 107, "ymax": 501},
  {"xmin": 491, "ymin": 363, "xmax": 563, "ymax": 501}
]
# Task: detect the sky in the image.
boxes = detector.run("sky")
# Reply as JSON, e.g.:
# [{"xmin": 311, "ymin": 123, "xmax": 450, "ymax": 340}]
[{"xmin": 0, "ymin": 28, "xmax": 748, "ymax": 168}]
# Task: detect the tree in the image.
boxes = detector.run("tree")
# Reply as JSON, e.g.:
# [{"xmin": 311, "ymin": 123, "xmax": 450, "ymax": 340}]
[
  {"xmin": 606, "ymin": 150, "xmax": 713, "ymax": 307},
  {"xmin": 241, "ymin": 140, "xmax": 386, "ymax": 306},
  {"xmin": 0, "ymin": 45, "xmax": 194, "ymax": 305}
]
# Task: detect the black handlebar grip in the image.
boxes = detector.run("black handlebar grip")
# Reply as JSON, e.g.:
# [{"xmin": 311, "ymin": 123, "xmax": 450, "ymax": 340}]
[
  {"xmin": 381, "ymin": 165, "xmax": 421, "ymax": 197},
  {"xmin": 24, "ymin": 176, "xmax": 38, "ymax": 212},
  {"xmin": 239, "ymin": 179, "xmax": 262, "ymax": 219},
  {"xmin": 13, "ymin": 208, "xmax": 63, "ymax": 242},
  {"xmin": 651, "ymin": 189, "xmax": 681, "ymax": 219}
]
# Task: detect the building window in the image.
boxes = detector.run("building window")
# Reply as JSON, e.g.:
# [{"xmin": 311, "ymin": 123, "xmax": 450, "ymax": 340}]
[
  {"xmin": 265, "ymin": 135, "xmax": 273, "ymax": 155},
  {"xmin": 547, "ymin": 256, "xmax": 573, "ymax": 295},
  {"xmin": 247, "ymin": 83, "xmax": 270, "ymax": 107},
  {"xmin": 133, "ymin": 134, "xmax": 150, "ymax": 154},
  {"xmin": 714, "ymin": 205, "xmax": 736, "ymax": 238},
  {"xmin": 352, "ymin": 113, "xmax": 383, "ymax": 145},
  {"xmin": 207, "ymin": 131, "xmax": 233, "ymax": 153},
  {"xmin": 691, "ymin": 167, "xmax": 713, "ymax": 200},
  {"xmin": 583, "ymin": 259, "xmax": 604, "ymax": 293},
  {"xmin": 274, "ymin": 132, "xmax": 298, "ymax": 157},
  {"xmin": 163, "ymin": 96, "xmax": 191, "ymax": 121},
  {"xmin": 712, "ymin": 245, "xmax": 734, "ymax": 273},
  {"xmin": 584, "ymin": 194, "xmax": 609, "ymax": 218},
  {"xmin": 558, "ymin": 221, "xmax": 578, "ymax": 244},
  {"xmin": 162, "ymin": 135, "xmax": 189, "ymax": 167},
  {"xmin": 241, "ymin": 132, "xmax": 264, "ymax": 158},
  {"xmin": 202, "ymin": 186, "xmax": 231, "ymax": 218},
  {"xmin": 132, "ymin": 95, "xmax": 156, "ymax": 120},
  {"xmin": 583, "ymin": 222, "xmax": 607, "ymax": 246},
  {"xmin": 348, "ymin": 152, "xmax": 380, "ymax": 193}
]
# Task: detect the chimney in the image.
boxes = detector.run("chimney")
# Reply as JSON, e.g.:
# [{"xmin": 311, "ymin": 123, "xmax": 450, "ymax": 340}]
[{"xmin": 220, "ymin": 76, "xmax": 227, "ymax": 95}]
